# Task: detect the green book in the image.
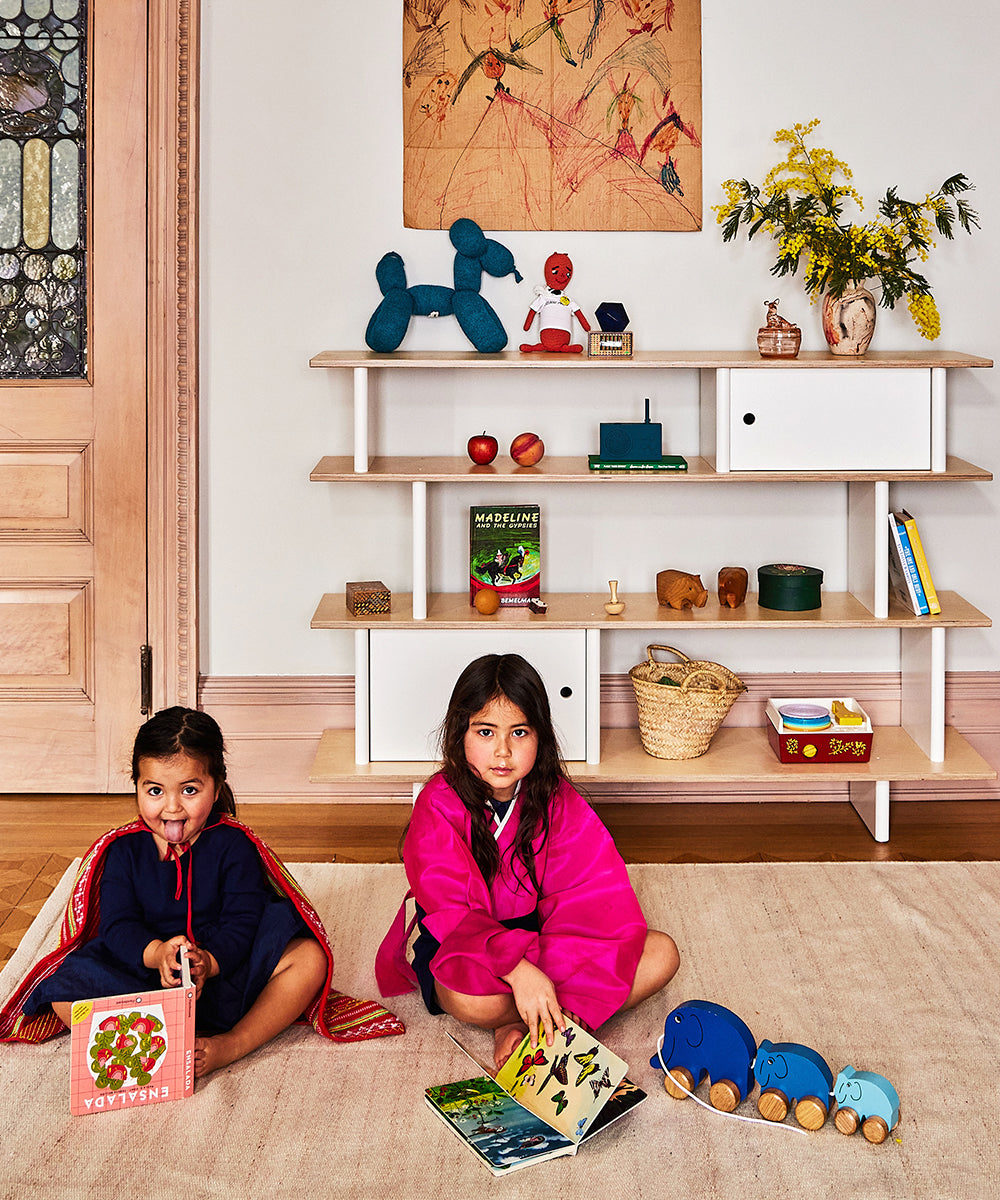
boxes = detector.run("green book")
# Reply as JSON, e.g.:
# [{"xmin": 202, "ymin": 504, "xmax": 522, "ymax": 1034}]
[
  {"xmin": 469, "ymin": 504, "xmax": 541, "ymax": 606},
  {"xmin": 588, "ymin": 454, "xmax": 688, "ymax": 471}
]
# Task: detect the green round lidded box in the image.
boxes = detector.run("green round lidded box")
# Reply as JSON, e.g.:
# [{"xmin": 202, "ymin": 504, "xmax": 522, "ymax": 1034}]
[{"xmin": 757, "ymin": 563, "xmax": 823, "ymax": 611}]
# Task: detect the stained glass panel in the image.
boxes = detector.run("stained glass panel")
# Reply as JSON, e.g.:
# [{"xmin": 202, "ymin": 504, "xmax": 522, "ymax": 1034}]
[{"xmin": 0, "ymin": 0, "xmax": 86, "ymax": 377}]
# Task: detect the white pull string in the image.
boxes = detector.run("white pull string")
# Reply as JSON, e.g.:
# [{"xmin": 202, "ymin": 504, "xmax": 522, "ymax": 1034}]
[{"xmin": 655, "ymin": 1034, "xmax": 808, "ymax": 1137}]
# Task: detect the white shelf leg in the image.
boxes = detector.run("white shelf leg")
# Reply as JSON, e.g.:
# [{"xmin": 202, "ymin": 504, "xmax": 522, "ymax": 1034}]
[
  {"xmin": 354, "ymin": 628, "xmax": 370, "ymax": 764},
  {"xmin": 850, "ymin": 780, "xmax": 890, "ymax": 842},
  {"xmin": 585, "ymin": 629, "xmax": 601, "ymax": 764},
  {"xmin": 930, "ymin": 367, "xmax": 947, "ymax": 473},
  {"xmin": 353, "ymin": 367, "xmax": 369, "ymax": 472},
  {"xmin": 849, "ymin": 480, "xmax": 889, "ymax": 617},
  {"xmin": 901, "ymin": 624, "xmax": 946, "ymax": 762},
  {"xmin": 711, "ymin": 367, "xmax": 731, "ymax": 473},
  {"xmin": 412, "ymin": 480, "xmax": 427, "ymax": 620}
]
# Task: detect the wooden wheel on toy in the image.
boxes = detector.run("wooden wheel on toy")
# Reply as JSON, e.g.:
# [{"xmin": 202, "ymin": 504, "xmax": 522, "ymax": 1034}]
[
  {"xmin": 862, "ymin": 1115, "xmax": 890, "ymax": 1144},
  {"xmin": 794, "ymin": 1096, "xmax": 829, "ymax": 1130},
  {"xmin": 708, "ymin": 1079, "xmax": 741, "ymax": 1112},
  {"xmin": 834, "ymin": 1106, "xmax": 860, "ymax": 1135},
  {"xmin": 662, "ymin": 1066, "xmax": 694, "ymax": 1099},
  {"xmin": 757, "ymin": 1087, "xmax": 788, "ymax": 1122}
]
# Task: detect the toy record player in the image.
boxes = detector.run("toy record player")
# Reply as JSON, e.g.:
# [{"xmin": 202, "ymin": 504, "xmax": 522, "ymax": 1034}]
[{"xmin": 766, "ymin": 698, "xmax": 873, "ymax": 764}]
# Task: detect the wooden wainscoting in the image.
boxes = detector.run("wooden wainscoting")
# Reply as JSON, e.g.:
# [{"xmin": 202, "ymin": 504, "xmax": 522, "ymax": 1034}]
[{"xmin": 198, "ymin": 671, "xmax": 1000, "ymax": 806}]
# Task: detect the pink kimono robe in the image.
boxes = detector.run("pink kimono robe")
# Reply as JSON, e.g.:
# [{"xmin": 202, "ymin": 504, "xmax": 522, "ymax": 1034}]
[{"xmin": 375, "ymin": 773, "xmax": 647, "ymax": 1030}]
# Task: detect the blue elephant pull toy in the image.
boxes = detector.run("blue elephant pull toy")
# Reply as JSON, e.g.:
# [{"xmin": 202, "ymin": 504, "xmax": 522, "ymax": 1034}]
[
  {"xmin": 650, "ymin": 1000, "xmax": 757, "ymax": 1113},
  {"xmin": 833, "ymin": 1066, "xmax": 900, "ymax": 1144},
  {"xmin": 651, "ymin": 1002, "xmax": 901, "ymax": 1144},
  {"xmin": 364, "ymin": 218, "xmax": 522, "ymax": 354},
  {"xmin": 754, "ymin": 1039, "xmax": 834, "ymax": 1130}
]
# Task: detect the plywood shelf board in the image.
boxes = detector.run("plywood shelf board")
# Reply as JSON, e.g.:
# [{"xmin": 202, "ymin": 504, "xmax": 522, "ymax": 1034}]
[
  {"xmin": 310, "ymin": 454, "xmax": 992, "ymax": 484},
  {"xmin": 310, "ymin": 726, "xmax": 995, "ymax": 785},
  {"xmin": 310, "ymin": 591, "xmax": 990, "ymax": 630},
  {"xmin": 310, "ymin": 350, "xmax": 994, "ymax": 371}
]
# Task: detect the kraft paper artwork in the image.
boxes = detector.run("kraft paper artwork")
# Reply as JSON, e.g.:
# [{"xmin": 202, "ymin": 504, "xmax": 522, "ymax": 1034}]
[{"xmin": 402, "ymin": 0, "xmax": 702, "ymax": 231}]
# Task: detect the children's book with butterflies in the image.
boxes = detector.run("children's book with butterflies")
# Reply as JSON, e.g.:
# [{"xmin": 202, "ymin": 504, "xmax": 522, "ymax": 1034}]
[
  {"xmin": 69, "ymin": 947, "xmax": 196, "ymax": 1115},
  {"xmin": 424, "ymin": 1020, "xmax": 645, "ymax": 1175}
]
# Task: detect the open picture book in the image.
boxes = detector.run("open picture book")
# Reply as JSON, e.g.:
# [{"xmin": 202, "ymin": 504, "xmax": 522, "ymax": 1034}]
[
  {"xmin": 425, "ymin": 1020, "xmax": 645, "ymax": 1175},
  {"xmin": 69, "ymin": 947, "xmax": 196, "ymax": 1115}
]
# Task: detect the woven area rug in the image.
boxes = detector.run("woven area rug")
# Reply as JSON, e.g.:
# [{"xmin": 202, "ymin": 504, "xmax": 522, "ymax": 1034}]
[{"xmin": 2, "ymin": 859, "xmax": 999, "ymax": 1199}]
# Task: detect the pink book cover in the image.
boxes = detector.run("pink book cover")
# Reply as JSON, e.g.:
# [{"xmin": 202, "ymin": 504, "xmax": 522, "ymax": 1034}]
[{"xmin": 69, "ymin": 948, "xmax": 196, "ymax": 1115}]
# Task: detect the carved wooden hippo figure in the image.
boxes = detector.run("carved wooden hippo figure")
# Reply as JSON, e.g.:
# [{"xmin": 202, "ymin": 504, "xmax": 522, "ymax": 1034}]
[
  {"xmin": 656, "ymin": 569, "xmax": 708, "ymax": 610},
  {"xmin": 834, "ymin": 1066, "xmax": 900, "ymax": 1143},
  {"xmin": 650, "ymin": 999, "xmax": 757, "ymax": 1111},
  {"xmin": 753, "ymin": 1039, "xmax": 834, "ymax": 1129}
]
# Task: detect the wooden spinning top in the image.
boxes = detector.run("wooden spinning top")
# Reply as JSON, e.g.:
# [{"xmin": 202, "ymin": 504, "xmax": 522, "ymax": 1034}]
[{"xmin": 604, "ymin": 579, "xmax": 625, "ymax": 615}]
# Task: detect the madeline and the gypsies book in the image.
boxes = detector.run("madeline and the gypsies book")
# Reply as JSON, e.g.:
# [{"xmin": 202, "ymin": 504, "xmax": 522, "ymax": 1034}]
[
  {"xmin": 469, "ymin": 504, "xmax": 541, "ymax": 607},
  {"xmin": 425, "ymin": 1021, "xmax": 645, "ymax": 1176},
  {"xmin": 69, "ymin": 947, "xmax": 195, "ymax": 1115}
]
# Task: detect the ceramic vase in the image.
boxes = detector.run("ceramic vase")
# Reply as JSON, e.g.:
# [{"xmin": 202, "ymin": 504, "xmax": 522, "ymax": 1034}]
[{"xmin": 821, "ymin": 284, "xmax": 877, "ymax": 356}]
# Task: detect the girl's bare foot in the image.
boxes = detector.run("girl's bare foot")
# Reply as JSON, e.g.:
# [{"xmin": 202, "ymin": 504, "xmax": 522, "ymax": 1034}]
[
  {"xmin": 493, "ymin": 1021, "xmax": 528, "ymax": 1071},
  {"xmin": 193, "ymin": 1033, "xmax": 241, "ymax": 1077}
]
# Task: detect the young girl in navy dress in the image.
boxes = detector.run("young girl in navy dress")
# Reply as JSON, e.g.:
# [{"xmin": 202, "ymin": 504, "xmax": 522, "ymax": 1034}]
[
  {"xmin": 2, "ymin": 707, "xmax": 402, "ymax": 1068},
  {"xmin": 377, "ymin": 653, "xmax": 679, "ymax": 1068}
]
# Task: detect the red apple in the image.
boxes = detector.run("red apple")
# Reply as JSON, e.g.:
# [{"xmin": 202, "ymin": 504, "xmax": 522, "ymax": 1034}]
[
  {"xmin": 510, "ymin": 431, "xmax": 544, "ymax": 467},
  {"xmin": 467, "ymin": 431, "xmax": 499, "ymax": 464}
]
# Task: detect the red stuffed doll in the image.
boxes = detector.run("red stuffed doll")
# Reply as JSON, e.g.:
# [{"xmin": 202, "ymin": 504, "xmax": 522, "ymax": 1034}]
[{"xmin": 520, "ymin": 252, "xmax": 591, "ymax": 353}]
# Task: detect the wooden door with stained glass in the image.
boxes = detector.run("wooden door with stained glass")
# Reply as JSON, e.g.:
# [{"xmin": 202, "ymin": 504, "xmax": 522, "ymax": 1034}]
[{"xmin": 0, "ymin": 0, "xmax": 148, "ymax": 790}]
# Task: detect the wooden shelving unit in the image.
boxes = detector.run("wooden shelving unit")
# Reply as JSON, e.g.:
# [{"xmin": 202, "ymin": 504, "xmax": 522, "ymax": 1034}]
[{"xmin": 308, "ymin": 349, "xmax": 995, "ymax": 841}]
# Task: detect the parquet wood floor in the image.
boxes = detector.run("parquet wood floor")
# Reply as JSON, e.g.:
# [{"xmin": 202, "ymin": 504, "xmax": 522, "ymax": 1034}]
[
  {"xmin": 2, "ymin": 797, "xmax": 998, "ymax": 968},
  {"xmin": 0, "ymin": 853, "xmax": 75, "ymax": 969}
]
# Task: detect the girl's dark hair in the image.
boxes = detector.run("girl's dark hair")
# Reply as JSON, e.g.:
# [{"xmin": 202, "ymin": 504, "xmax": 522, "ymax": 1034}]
[
  {"xmin": 130, "ymin": 706, "xmax": 236, "ymax": 815},
  {"xmin": 438, "ymin": 653, "xmax": 568, "ymax": 890}
]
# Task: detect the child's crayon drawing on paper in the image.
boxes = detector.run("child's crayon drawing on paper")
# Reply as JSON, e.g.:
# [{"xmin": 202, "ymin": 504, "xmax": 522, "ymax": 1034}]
[{"xmin": 403, "ymin": 0, "xmax": 702, "ymax": 231}]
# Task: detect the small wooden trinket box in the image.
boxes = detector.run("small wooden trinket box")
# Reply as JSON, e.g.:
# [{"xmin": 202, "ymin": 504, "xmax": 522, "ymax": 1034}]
[
  {"xmin": 588, "ymin": 331, "xmax": 633, "ymax": 358},
  {"xmin": 346, "ymin": 580, "xmax": 391, "ymax": 616}
]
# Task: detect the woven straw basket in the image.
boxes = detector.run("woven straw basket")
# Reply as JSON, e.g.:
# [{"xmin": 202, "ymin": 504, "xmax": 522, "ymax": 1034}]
[{"xmin": 629, "ymin": 644, "xmax": 747, "ymax": 759}]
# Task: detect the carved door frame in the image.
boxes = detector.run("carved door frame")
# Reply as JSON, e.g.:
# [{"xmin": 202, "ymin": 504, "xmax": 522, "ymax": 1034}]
[{"xmin": 148, "ymin": 0, "xmax": 199, "ymax": 709}]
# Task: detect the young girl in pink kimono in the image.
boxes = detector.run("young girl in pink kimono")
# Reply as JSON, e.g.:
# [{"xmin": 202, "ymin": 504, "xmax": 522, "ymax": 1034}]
[{"xmin": 376, "ymin": 653, "xmax": 679, "ymax": 1068}]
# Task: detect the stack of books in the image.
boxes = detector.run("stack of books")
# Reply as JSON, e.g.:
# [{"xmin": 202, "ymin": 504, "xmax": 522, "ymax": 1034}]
[{"xmin": 887, "ymin": 509, "xmax": 940, "ymax": 616}]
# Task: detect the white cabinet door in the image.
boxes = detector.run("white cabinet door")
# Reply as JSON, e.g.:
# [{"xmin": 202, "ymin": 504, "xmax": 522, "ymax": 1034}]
[
  {"xmin": 368, "ymin": 630, "xmax": 589, "ymax": 761},
  {"xmin": 728, "ymin": 369, "xmax": 931, "ymax": 470}
]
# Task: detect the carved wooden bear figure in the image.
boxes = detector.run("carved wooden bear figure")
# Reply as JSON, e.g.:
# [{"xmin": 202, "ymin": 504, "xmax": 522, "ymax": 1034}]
[{"xmin": 717, "ymin": 566, "xmax": 749, "ymax": 609}]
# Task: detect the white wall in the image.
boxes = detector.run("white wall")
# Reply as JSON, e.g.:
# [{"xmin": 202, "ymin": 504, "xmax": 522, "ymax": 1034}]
[{"xmin": 200, "ymin": 0, "xmax": 999, "ymax": 679}]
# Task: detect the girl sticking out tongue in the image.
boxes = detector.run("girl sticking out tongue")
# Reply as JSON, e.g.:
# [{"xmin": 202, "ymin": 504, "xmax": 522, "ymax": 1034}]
[{"xmin": 5, "ymin": 706, "xmax": 403, "ymax": 1068}]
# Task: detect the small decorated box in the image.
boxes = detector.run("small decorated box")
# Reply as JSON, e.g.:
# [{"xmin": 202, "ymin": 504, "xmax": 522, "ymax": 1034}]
[
  {"xmin": 588, "ymin": 331, "xmax": 633, "ymax": 358},
  {"xmin": 346, "ymin": 580, "xmax": 391, "ymax": 616},
  {"xmin": 757, "ymin": 563, "xmax": 823, "ymax": 611},
  {"xmin": 765, "ymin": 697, "xmax": 873, "ymax": 764}
]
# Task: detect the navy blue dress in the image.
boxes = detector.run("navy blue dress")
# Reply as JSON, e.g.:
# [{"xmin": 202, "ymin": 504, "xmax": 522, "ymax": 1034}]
[{"xmin": 26, "ymin": 819, "xmax": 310, "ymax": 1034}]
